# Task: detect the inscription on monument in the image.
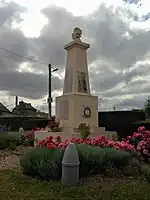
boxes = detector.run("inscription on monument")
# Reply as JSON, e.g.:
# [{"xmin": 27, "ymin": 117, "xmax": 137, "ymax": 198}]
[
  {"xmin": 63, "ymin": 67, "xmax": 73, "ymax": 94},
  {"xmin": 59, "ymin": 100, "xmax": 69, "ymax": 120},
  {"xmin": 77, "ymin": 71, "xmax": 88, "ymax": 93}
]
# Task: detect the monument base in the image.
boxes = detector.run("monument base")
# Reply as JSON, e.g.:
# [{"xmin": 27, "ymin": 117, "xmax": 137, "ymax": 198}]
[{"xmin": 56, "ymin": 93, "xmax": 98, "ymax": 129}]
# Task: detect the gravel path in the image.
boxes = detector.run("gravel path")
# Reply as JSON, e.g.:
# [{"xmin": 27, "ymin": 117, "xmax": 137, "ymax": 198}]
[{"xmin": 0, "ymin": 146, "xmax": 33, "ymax": 170}]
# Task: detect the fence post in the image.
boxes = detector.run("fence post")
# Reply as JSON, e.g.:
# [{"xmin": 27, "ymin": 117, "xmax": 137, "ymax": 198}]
[{"xmin": 62, "ymin": 142, "xmax": 80, "ymax": 187}]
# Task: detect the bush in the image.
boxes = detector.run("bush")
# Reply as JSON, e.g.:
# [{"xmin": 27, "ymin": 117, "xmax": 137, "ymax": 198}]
[
  {"xmin": 124, "ymin": 126, "xmax": 150, "ymax": 162},
  {"xmin": 22, "ymin": 128, "xmax": 42, "ymax": 147},
  {"xmin": 76, "ymin": 144, "xmax": 131, "ymax": 177},
  {"xmin": 20, "ymin": 143, "xmax": 131, "ymax": 181},
  {"xmin": 20, "ymin": 147, "xmax": 64, "ymax": 181},
  {"xmin": 141, "ymin": 165, "xmax": 150, "ymax": 182},
  {"xmin": 76, "ymin": 144, "xmax": 106, "ymax": 177},
  {"xmin": 78, "ymin": 123, "xmax": 90, "ymax": 139},
  {"xmin": 0, "ymin": 137, "xmax": 8, "ymax": 150},
  {"xmin": 0, "ymin": 133, "xmax": 22, "ymax": 150},
  {"xmin": 48, "ymin": 118, "xmax": 61, "ymax": 132}
]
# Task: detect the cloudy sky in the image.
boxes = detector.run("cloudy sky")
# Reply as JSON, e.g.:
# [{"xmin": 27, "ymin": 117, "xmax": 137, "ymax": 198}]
[{"xmin": 0, "ymin": 0, "xmax": 150, "ymax": 113}]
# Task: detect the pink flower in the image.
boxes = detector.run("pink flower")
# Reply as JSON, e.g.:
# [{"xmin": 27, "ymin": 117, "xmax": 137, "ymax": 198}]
[
  {"xmin": 137, "ymin": 146, "xmax": 141, "ymax": 151},
  {"xmin": 138, "ymin": 126, "xmax": 145, "ymax": 133},
  {"xmin": 127, "ymin": 136, "xmax": 131, "ymax": 140},
  {"xmin": 143, "ymin": 149, "xmax": 148, "ymax": 155},
  {"xmin": 47, "ymin": 143, "xmax": 56, "ymax": 149}
]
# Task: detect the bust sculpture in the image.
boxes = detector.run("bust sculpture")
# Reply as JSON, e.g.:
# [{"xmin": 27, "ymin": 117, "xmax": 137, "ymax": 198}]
[{"xmin": 72, "ymin": 27, "xmax": 82, "ymax": 40}]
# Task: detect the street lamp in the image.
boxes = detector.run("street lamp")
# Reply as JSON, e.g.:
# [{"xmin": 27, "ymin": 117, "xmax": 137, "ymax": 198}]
[{"xmin": 48, "ymin": 64, "xmax": 58, "ymax": 121}]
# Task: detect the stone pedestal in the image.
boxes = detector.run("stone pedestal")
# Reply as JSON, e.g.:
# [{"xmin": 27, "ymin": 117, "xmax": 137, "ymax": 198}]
[{"xmin": 56, "ymin": 93, "xmax": 98, "ymax": 134}]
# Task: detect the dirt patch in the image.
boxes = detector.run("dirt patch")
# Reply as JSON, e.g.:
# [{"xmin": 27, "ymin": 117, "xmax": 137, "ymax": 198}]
[{"xmin": 0, "ymin": 146, "xmax": 33, "ymax": 170}]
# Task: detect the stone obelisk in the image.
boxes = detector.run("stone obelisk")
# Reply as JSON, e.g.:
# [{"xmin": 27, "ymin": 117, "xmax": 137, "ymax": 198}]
[{"xmin": 56, "ymin": 27, "xmax": 98, "ymax": 134}]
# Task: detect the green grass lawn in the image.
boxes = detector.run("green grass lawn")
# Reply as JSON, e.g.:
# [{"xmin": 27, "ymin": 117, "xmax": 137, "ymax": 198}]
[{"xmin": 0, "ymin": 169, "xmax": 150, "ymax": 200}]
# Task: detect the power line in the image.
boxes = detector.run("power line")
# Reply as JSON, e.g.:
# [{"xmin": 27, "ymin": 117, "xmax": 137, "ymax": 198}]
[{"xmin": 0, "ymin": 47, "xmax": 63, "ymax": 78}]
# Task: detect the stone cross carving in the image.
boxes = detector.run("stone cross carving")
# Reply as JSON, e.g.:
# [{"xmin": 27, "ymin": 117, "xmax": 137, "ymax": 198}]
[{"xmin": 72, "ymin": 27, "xmax": 82, "ymax": 40}]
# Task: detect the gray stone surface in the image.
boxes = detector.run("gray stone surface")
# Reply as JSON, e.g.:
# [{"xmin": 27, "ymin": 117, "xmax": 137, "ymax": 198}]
[{"xmin": 62, "ymin": 142, "xmax": 80, "ymax": 187}]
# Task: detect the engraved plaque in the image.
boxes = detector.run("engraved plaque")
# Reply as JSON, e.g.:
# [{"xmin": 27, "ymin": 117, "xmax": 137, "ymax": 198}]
[
  {"xmin": 59, "ymin": 100, "xmax": 69, "ymax": 120},
  {"xmin": 63, "ymin": 67, "xmax": 73, "ymax": 94},
  {"xmin": 77, "ymin": 71, "xmax": 88, "ymax": 93}
]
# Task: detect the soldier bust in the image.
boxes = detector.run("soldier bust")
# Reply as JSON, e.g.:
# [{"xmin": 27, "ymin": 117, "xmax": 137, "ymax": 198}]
[{"xmin": 72, "ymin": 27, "xmax": 82, "ymax": 40}]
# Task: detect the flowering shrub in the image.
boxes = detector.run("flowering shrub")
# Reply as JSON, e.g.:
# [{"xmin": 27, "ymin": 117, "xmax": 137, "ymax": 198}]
[
  {"xmin": 123, "ymin": 126, "xmax": 150, "ymax": 162},
  {"xmin": 37, "ymin": 135, "xmax": 135, "ymax": 152},
  {"xmin": 22, "ymin": 128, "xmax": 42, "ymax": 146},
  {"xmin": 48, "ymin": 117, "xmax": 61, "ymax": 132},
  {"xmin": 125, "ymin": 126, "xmax": 145, "ymax": 148}
]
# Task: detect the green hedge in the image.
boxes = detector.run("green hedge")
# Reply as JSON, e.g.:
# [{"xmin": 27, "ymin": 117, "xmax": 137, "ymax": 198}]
[
  {"xmin": 20, "ymin": 148, "xmax": 64, "ymax": 181},
  {"xmin": 77, "ymin": 144, "xmax": 131, "ymax": 177},
  {"xmin": 20, "ymin": 144, "xmax": 131, "ymax": 180}
]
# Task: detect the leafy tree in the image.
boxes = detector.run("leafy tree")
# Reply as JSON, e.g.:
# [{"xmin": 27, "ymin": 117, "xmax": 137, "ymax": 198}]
[{"xmin": 144, "ymin": 97, "xmax": 150, "ymax": 119}]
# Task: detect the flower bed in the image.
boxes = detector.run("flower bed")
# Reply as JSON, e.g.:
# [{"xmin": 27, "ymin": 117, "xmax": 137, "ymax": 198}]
[
  {"xmin": 36, "ymin": 135, "xmax": 135, "ymax": 152},
  {"xmin": 35, "ymin": 126, "xmax": 150, "ymax": 161},
  {"xmin": 23, "ymin": 126, "xmax": 150, "ymax": 162},
  {"xmin": 19, "ymin": 126, "xmax": 150, "ymax": 184}
]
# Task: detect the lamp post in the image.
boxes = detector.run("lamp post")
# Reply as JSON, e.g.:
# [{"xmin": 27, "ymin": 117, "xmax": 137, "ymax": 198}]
[{"xmin": 48, "ymin": 64, "xmax": 58, "ymax": 123}]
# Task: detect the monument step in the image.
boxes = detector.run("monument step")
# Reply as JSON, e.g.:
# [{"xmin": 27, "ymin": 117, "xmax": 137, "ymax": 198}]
[{"xmin": 35, "ymin": 129, "xmax": 117, "ymax": 143}]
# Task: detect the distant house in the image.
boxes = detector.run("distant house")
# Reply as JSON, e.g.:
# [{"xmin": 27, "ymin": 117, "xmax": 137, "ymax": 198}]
[
  {"xmin": 12, "ymin": 101, "xmax": 38, "ymax": 118},
  {"xmin": 0, "ymin": 103, "xmax": 17, "ymax": 118},
  {"xmin": 37, "ymin": 111, "xmax": 48, "ymax": 118},
  {"xmin": 12, "ymin": 101, "xmax": 47, "ymax": 119}
]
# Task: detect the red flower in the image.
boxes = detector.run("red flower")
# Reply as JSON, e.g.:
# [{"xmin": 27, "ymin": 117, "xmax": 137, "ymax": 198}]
[{"xmin": 47, "ymin": 143, "xmax": 56, "ymax": 149}]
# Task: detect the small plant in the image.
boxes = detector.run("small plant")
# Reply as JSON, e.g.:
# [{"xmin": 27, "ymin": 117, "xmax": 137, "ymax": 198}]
[
  {"xmin": 48, "ymin": 117, "xmax": 61, "ymax": 132},
  {"xmin": 23, "ymin": 139, "xmax": 33, "ymax": 147},
  {"xmin": 22, "ymin": 128, "xmax": 41, "ymax": 146},
  {"xmin": 78, "ymin": 123, "xmax": 90, "ymax": 139}
]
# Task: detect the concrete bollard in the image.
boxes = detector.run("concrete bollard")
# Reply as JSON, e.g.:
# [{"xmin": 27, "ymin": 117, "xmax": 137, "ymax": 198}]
[{"xmin": 62, "ymin": 142, "xmax": 80, "ymax": 187}]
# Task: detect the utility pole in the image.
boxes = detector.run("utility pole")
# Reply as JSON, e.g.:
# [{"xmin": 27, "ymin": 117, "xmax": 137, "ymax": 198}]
[
  {"xmin": 48, "ymin": 64, "xmax": 52, "ymax": 120},
  {"xmin": 47, "ymin": 64, "xmax": 58, "ymax": 122}
]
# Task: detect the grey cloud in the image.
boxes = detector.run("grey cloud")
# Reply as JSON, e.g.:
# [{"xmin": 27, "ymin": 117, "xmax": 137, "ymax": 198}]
[
  {"xmin": 0, "ymin": 1, "xmax": 25, "ymax": 25},
  {"xmin": 86, "ymin": 7, "xmax": 150, "ymax": 70},
  {"xmin": 100, "ymin": 62, "xmax": 150, "ymax": 98},
  {"xmin": 0, "ymin": 1, "xmax": 62, "ymax": 101},
  {"xmin": 0, "ymin": 71, "xmax": 62, "ymax": 99},
  {"xmin": 116, "ymin": 94, "xmax": 147, "ymax": 110},
  {"xmin": 90, "ymin": 64, "xmax": 124, "ymax": 92},
  {"xmin": 0, "ymin": 2, "xmax": 29, "ymax": 74},
  {"xmin": 124, "ymin": 62, "xmax": 150, "ymax": 81},
  {"xmin": 31, "ymin": 6, "xmax": 84, "ymax": 71}
]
